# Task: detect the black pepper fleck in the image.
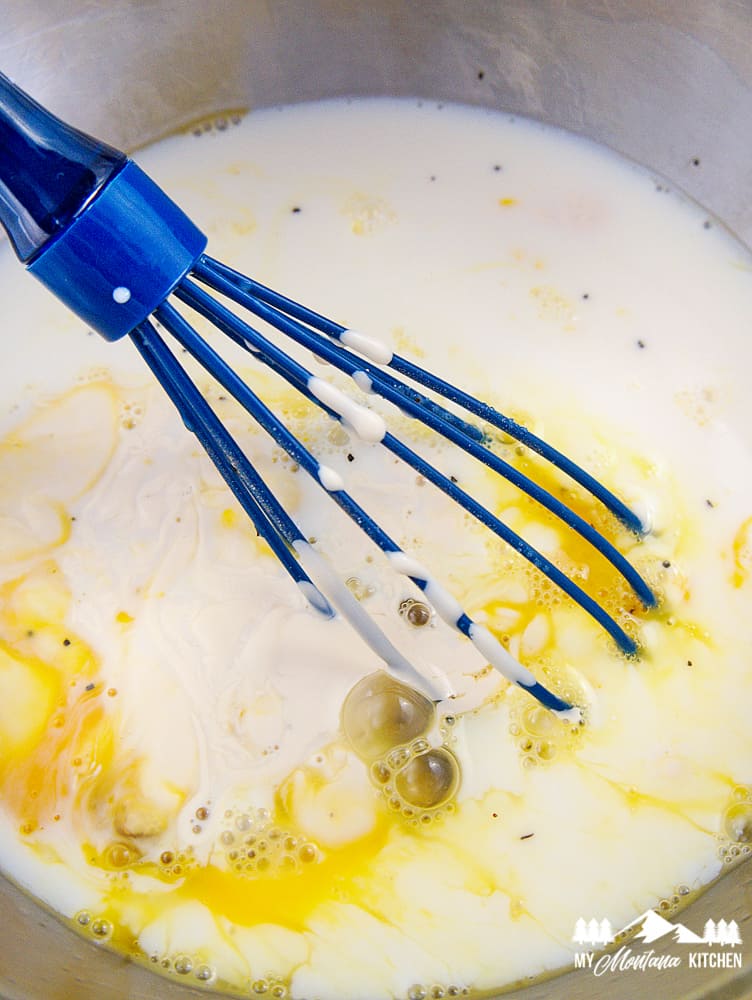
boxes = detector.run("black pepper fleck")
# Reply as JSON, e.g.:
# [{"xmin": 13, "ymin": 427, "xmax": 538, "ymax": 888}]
[
  {"xmin": 520, "ymin": 832, "xmax": 535, "ymax": 840},
  {"xmin": 493, "ymin": 164, "xmax": 502, "ymax": 172},
  {"xmin": 346, "ymin": 453, "xmax": 355, "ymax": 463},
  {"xmin": 450, "ymin": 475, "xmax": 458, "ymax": 484},
  {"xmin": 63, "ymin": 638, "xmax": 71, "ymax": 647},
  {"xmin": 85, "ymin": 683, "xmax": 95, "ymax": 691},
  {"xmin": 691, "ymin": 157, "xmax": 701, "ymax": 167},
  {"xmin": 637, "ymin": 339, "xmax": 646, "ymax": 349},
  {"xmin": 706, "ymin": 499, "xmax": 716, "ymax": 508},
  {"xmin": 291, "ymin": 206, "xmax": 301, "ymax": 214},
  {"xmin": 703, "ymin": 220, "xmax": 712, "ymax": 230},
  {"xmin": 582, "ymin": 293, "xmax": 590, "ymax": 300},
  {"xmin": 687, "ymin": 660, "xmax": 693, "ymax": 667},
  {"xmin": 662, "ymin": 560, "xmax": 671, "ymax": 568},
  {"xmin": 477, "ymin": 70, "xmax": 485, "ymax": 80}
]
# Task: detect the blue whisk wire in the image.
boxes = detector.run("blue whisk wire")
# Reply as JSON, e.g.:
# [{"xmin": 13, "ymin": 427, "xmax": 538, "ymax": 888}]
[
  {"xmin": 166, "ymin": 284, "xmax": 642, "ymax": 657},
  {"xmin": 129, "ymin": 319, "xmax": 335, "ymax": 620},
  {"xmin": 199, "ymin": 256, "xmax": 646, "ymax": 536},
  {"xmin": 190, "ymin": 257, "xmax": 655, "ymax": 612},
  {"xmin": 155, "ymin": 298, "xmax": 576, "ymax": 715},
  {"xmin": 0, "ymin": 72, "xmax": 657, "ymax": 719}
]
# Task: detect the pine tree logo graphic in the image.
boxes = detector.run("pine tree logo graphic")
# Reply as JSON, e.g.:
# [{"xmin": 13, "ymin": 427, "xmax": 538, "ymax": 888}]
[
  {"xmin": 703, "ymin": 919, "xmax": 742, "ymax": 946},
  {"xmin": 573, "ymin": 917, "xmax": 614, "ymax": 946},
  {"xmin": 572, "ymin": 913, "xmax": 743, "ymax": 948}
]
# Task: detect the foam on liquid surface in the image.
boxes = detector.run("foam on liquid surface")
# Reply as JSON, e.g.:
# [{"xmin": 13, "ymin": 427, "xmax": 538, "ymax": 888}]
[{"xmin": 0, "ymin": 99, "xmax": 751, "ymax": 999}]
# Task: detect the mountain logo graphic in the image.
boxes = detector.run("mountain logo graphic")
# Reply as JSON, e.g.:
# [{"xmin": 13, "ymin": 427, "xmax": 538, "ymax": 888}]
[{"xmin": 573, "ymin": 911, "xmax": 743, "ymax": 948}]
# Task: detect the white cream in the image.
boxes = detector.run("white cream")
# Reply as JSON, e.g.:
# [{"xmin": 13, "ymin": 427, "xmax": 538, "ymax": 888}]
[
  {"xmin": 308, "ymin": 375, "xmax": 386, "ymax": 442},
  {"xmin": 340, "ymin": 328, "xmax": 394, "ymax": 366},
  {"xmin": 0, "ymin": 98, "xmax": 751, "ymax": 1000}
]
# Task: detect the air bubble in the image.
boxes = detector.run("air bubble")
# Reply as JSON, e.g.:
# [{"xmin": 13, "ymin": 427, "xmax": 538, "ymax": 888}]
[
  {"xmin": 195, "ymin": 964, "xmax": 214, "ymax": 982},
  {"xmin": 400, "ymin": 599, "xmax": 431, "ymax": 627},
  {"xmin": 388, "ymin": 747, "xmax": 410, "ymax": 770},
  {"xmin": 342, "ymin": 671, "xmax": 435, "ymax": 761},
  {"xmin": 346, "ymin": 577, "xmax": 373, "ymax": 601},
  {"xmin": 91, "ymin": 918, "xmax": 112, "ymax": 939},
  {"xmin": 723, "ymin": 802, "xmax": 752, "ymax": 842},
  {"xmin": 408, "ymin": 986, "xmax": 427, "ymax": 1000},
  {"xmin": 104, "ymin": 842, "xmax": 137, "ymax": 868},
  {"xmin": 395, "ymin": 748, "xmax": 460, "ymax": 809},
  {"xmin": 252, "ymin": 979, "xmax": 269, "ymax": 994},
  {"xmin": 75, "ymin": 910, "xmax": 91, "ymax": 926},
  {"xmin": 174, "ymin": 955, "xmax": 193, "ymax": 975},
  {"xmin": 372, "ymin": 761, "xmax": 391, "ymax": 784}
]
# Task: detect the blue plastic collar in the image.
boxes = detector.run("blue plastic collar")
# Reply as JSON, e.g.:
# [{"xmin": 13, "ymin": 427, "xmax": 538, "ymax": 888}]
[{"xmin": 28, "ymin": 160, "xmax": 207, "ymax": 341}]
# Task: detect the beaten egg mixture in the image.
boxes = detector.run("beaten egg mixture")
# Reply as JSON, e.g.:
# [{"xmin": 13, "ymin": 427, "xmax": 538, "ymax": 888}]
[{"xmin": 1, "ymin": 99, "xmax": 752, "ymax": 999}]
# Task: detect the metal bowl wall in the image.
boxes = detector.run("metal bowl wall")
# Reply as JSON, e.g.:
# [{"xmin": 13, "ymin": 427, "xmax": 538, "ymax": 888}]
[{"xmin": 1, "ymin": 3, "xmax": 751, "ymax": 998}]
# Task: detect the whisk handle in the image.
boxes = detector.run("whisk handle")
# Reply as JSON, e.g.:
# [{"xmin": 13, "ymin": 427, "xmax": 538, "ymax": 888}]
[
  {"xmin": 0, "ymin": 72, "xmax": 207, "ymax": 341},
  {"xmin": 0, "ymin": 71, "xmax": 125, "ymax": 262}
]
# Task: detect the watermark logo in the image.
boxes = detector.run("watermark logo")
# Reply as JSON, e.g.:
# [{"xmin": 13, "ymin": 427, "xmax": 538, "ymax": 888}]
[{"xmin": 572, "ymin": 910, "xmax": 743, "ymax": 976}]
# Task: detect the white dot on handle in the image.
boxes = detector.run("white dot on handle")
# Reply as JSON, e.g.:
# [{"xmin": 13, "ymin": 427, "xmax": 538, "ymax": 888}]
[{"xmin": 113, "ymin": 286, "xmax": 131, "ymax": 304}]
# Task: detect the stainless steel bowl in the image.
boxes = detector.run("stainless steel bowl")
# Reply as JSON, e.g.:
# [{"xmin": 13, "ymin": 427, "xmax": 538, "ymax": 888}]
[{"xmin": 1, "ymin": 3, "xmax": 751, "ymax": 998}]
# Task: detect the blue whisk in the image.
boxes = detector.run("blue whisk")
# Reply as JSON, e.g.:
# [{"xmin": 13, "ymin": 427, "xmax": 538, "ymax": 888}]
[{"xmin": 0, "ymin": 73, "xmax": 656, "ymax": 720}]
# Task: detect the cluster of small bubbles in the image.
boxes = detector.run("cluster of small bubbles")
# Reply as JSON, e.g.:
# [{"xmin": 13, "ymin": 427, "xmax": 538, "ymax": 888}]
[
  {"xmin": 157, "ymin": 847, "xmax": 194, "ymax": 879},
  {"xmin": 508, "ymin": 694, "xmax": 582, "ymax": 767},
  {"xmin": 407, "ymin": 986, "xmax": 468, "ymax": 1000},
  {"xmin": 218, "ymin": 808, "xmax": 317, "ymax": 876},
  {"xmin": 250, "ymin": 977, "xmax": 288, "ymax": 996},
  {"xmin": 342, "ymin": 672, "xmax": 461, "ymax": 821},
  {"xmin": 150, "ymin": 952, "xmax": 216, "ymax": 983},
  {"xmin": 722, "ymin": 792, "xmax": 752, "ymax": 844},
  {"xmin": 346, "ymin": 576, "xmax": 375, "ymax": 601},
  {"xmin": 399, "ymin": 598, "xmax": 432, "ymax": 627},
  {"xmin": 439, "ymin": 714, "xmax": 457, "ymax": 747},
  {"xmin": 120, "ymin": 400, "xmax": 144, "ymax": 431},
  {"xmin": 520, "ymin": 565, "xmax": 561, "ymax": 613},
  {"xmin": 190, "ymin": 113, "xmax": 243, "ymax": 137}
]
